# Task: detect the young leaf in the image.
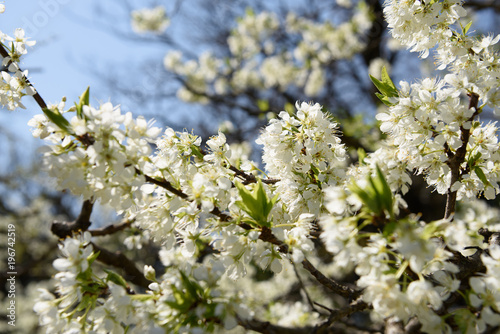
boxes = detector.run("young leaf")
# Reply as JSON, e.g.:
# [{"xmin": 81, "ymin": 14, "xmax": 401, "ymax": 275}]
[
  {"xmin": 234, "ymin": 179, "xmax": 274, "ymax": 228},
  {"xmin": 357, "ymin": 147, "xmax": 366, "ymax": 164},
  {"xmin": 75, "ymin": 86, "xmax": 90, "ymax": 119},
  {"xmin": 179, "ymin": 270, "xmax": 201, "ymax": 300},
  {"xmin": 375, "ymin": 92, "xmax": 395, "ymax": 106},
  {"xmin": 375, "ymin": 165, "xmax": 394, "ymax": 217},
  {"xmin": 371, "ymin": 67, "xmax": 398, "ymax": 107},
  {"xmin": 43, "ymin": 108, "xmax": 73, "ymax": 134},
  {"xmin": 453, "ymin": 308, "xmax": 476, "ymax": 334},
  {"xmin": 380, "ymin": 66, "xmax": 398, "ymax": 97},
  {"xmin": 349, "ymin": 166, "xmax": 394, "ymax": 218},
  {"xmin": 463, "ymin": 21, "xmax": 473, "ymax": 35},
  {"xmin": 104, "ymin": 269, "xmax": 129, "ymax": 289},
  {"xmin": 235, "ymin": 181, "xmax": 262, "ymax": 221},
  {"xmin": 474, "ymin": 166, "xmax": 490, "ymax": 187}
]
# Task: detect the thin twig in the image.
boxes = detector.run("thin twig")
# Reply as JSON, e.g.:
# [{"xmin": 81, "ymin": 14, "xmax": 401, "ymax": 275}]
[
  {"xmin": 301, "ymin": 258, "xmax": 360, "ymax": 299},
  {"xmin": 237, "ymin": 316, "xmax": 314, "ymax": 334},
  {"xmin": 314, "ymin": 299, "xmax": 370, "ymax": 333},
  {"xmin": 228, "ymin": 165, "xmax": 279, "ymax": 185},
  {"xmin": 89, "ymin": 219, "xmax": 135, "ymax": 236},
  {"xmin": 0, "ymin": 44, "xmax": 48, "ymax": 109},
  {"xmin": 139, "ymin": 170, "xmax": 189, "ymax": 200},
  {"xmin": 293, "ymin": 264, "xmax": 326, "ymax": 316}
]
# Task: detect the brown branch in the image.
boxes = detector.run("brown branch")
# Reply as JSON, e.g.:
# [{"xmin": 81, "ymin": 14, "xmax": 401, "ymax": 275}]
[
  {"xmin": 0, "ymin": 43, "xmax": 48, "ymax": 110},
  {"xmin": 464, "ymin": 0, "xmax": 500, "ymax": 12},
  {"xmin": 209, "ymin": 206, "xmax": 232, "ymax": 222},
  {"xmin": 301, "ymin": 258, "xmax": 360, "ymax": 299},
  {"xmin": 241, "ymin": 224, "xmax": 360, "ymax": 300},
  {"xmin": 140, "ymin": 171, "xmax": 189, "ymax": 199},
  {"xmin": 479, "ymin": 228, "xmax": 500, "ymax": 246},
  {"xmin": 315, "ymin": 299, "xmax": 370, "ymax": 333},
  {"xmin": 92, "ymin": 243, "xmax": 152, "ymax": 289},
  {"xmin": 228, "ymin": 165, "xmax": 279, "ymax": 185},
  {"xmin": 89, "ymin": 219, "xmax": 135, "ymax": 236},
  {"xmin": 448, "ymin": 248, "xmax": 485, "ymax": 281},
  {"xmin": 293, "ymin": 264, "xmax": 326, "ymax": 316},
  {"xmin": 51, "ymin": 200, "xmax": 94, "ymax": 238},
  {"xmin": 444, "ymin": 92, "xmax": 479, "ymax": 219},
  {"xmin": 237, "ymin": 317, "xmax": 313, "ymax": 334}
]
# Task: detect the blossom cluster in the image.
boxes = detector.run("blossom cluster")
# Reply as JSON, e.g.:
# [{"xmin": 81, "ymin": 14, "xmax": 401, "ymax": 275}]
[
  {"xmin": 33, "ymin": 232, "xmax": 245, "ymax": 333},
  {"xmin": 161, "ymin": 5, "xmax": 373, "ymax": 103},
  {"xmin": 0, "ymin": 26, "xmax": 36, "ymax": 110},
  {"xmin": 378, "ymin": 0, "xmax": 500, "ymax": 200},
  {"xmin": 131, "ymin": 6, "xmax": 170, "ymax": 34},
  {"xmin": 256, "ymin": 101, "xmax": 347, "ymax": 218},
  {"xmin": 29, "ymin": 99, "xmax": 161, "ymax": 211}
]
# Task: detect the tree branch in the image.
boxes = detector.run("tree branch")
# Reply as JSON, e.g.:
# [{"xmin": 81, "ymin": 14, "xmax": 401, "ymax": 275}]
[
  {"xmin": 89, "ymin": 219, "xmax": 135, "ymax": 236},
  {"xmin": 315, "ymin": 298, "xmax": 370, "ymax": 333},
  {"xmin": 92, "ymin": 243, "xmax": 152, "ymax": 289},
  {"xmin": 237, "ymin": 317, "xmax": 314, "ymax": 334},
  {"xmin": 301, "ymin": 258, "xmax": 361, "ymax": 299},
  {"xmin": 293, "ymin": 263, "xmax": 326, "ymax": 316},
  {"xmin": 51, "ymin": 200, "xmax": 94, "ymax": 238},
  {"xmin": 228, "ymin": 165, "xmax": 279, "ymax": 185},
  {"xmin": 0, "ymin": 43, "xmax": 48, "ymax": 110},
  {"xmin": 444, "ymin": 92, "xmax": 479, "ymax": 219},
  {"xmin": 140, "ymin": 171, "xmax": 189, "ymax": 200}
]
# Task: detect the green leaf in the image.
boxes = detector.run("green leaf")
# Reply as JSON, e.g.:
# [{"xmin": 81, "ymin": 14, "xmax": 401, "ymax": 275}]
[
  {"xmin": 467, "ymin": 151, "xmax": 482, "ymax": 169},
  {"xmin": 370, "ymin": 73, "xmax": 398, "ymax": 98},
  {"xmin": 179, "ymin": 270, "xmax": 201, "ymax": 300},
  {"xmin": 370, "ymin": 67, "xmax": 398, "ymax": 107},
  {"xmin": 374, "ymin": 165, "xmax": 394, "ymax": 217},
  {"xmin": 383, "ymin": 220, "xmax": 397, "ymax": 237},
  {"xmin": 104, "ymin": 269, "xmax": 129, "ymax": 289},
  {"xmin": 43, "ymin": 108, "xmax": 73, "ymax": 134},
  {"xmin": 87, "ymin": 251, "xmax": 100, "ymax": 266},
  {"xmin": 245, "ymin": 7, "xmax": 254, "ymax": 17},
  {"xmin": 421, "ymin": 220, "xmax": 449, "ymax": 239},
  {"xmin": 375, "ymin": 92, "xmax": 395, "ymax": 107},
  {"xmin": 190, "ymin": 145, "xmax": 205, "ymax": 160},
  {"xmin": 284, "ymin": 102, "xmax": 295, "ymax": 114},
  {"xmin": 463, "ymin": 21, "xmax": 473, "ymax": 35},
  {"xmin": 257, "ymin": 99, "xmax": 269, "ymax": 112},
  {"xmin": 75, "ymin": 86, "xmax": 90, "ymax": 119},
  {"xmin": 357, "ymin": 148, "xmax": 366, "ymax": 164},
  {"xmin": 349, "ymin": 182, "xmax": 379, "ymax": 214},
  {"xmin": 474, "ymin": 166, "xmax": 490, "ymax": 187},
  {"xmin": 380, "ymin": 66, "xmax": 397, "ymax": 96},
  {"xmin": 348, "ymin": 165, "xmax": 394, "ymax": 218},
  {"xmin": 166, "ymin": 286, "xmax": 190, "ymax": 312},
  {"xmin": 234, "ymin": 179, "xmax": 274, "ymax": 228},
  {"xmin": 235, "ymin": 181, "xmax": 263, "ymax": 221},
  {"xmin": 453, "ymin": 308, "xmax": 476, "ymax": 334}
]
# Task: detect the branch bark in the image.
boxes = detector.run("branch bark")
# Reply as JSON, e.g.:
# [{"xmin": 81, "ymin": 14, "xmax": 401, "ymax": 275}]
[
  {"xmin": 444, "ymin": 92, "xmax": 479, "ymax": 219},
  {"xmin": 89, "ymin": 219, "xmax": 134, "ymax": 236},
  {"xmin": 237, "ymin": 317, "xmax": 313, "ymax": 334},
  {"xmin": 51, "ymin": 200, "xmax": 94, "ymax": 238},
  {"xmin": 302, "ymin": 258, "xmax": 361, "ymax": 299}
]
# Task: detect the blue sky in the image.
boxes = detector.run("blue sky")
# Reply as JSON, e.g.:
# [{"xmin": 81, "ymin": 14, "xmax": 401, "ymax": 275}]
[{"xmin": 0, "ymin": 0, "xmax": 166, "ymax": 156}]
